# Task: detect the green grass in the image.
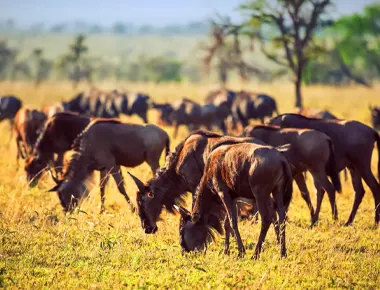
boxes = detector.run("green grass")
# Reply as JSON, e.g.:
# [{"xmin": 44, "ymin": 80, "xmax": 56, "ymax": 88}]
[{"xmin": 0, "ymin": 81, "xmax": 380, "ymax": 289}]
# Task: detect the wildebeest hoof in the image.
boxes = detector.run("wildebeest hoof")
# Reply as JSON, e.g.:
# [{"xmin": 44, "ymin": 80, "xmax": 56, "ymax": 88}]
[{"xmin": 224, "ymin": 248, "xmax": 230, "ymax": 255}]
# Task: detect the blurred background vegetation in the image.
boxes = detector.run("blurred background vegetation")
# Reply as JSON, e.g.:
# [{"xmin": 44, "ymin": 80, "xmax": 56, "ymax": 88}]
[{"xmin": 0, "ymin": 3, "xmax": 379, "ymax": 87}]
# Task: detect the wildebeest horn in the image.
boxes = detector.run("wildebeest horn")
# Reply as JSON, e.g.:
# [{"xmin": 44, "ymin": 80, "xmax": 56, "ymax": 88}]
[
  {"xmin": 173, "ymin": 205, "xmax": 191, "ymax": 218},
  {"xmin": 48, "ymin": 166, "xmax": 60, "ymax": 184},
  {"xmin": 127, "ymin": 171, "xmax": 145, "ymax": 193}
]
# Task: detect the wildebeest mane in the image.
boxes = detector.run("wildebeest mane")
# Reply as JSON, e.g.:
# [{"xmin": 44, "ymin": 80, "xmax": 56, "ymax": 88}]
[
  {"xmin": 252, "ymin": 124, "xmax": 281, "ymax": 131},
  {"xmin": 210, "ymin": 136, "xmax": 259, "ymax": 152}
]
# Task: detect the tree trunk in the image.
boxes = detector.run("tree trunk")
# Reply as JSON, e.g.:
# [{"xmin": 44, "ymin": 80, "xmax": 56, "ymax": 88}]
[{"xmin": 295, "ymin": 78, "xmax": 303, "ymax": 108}]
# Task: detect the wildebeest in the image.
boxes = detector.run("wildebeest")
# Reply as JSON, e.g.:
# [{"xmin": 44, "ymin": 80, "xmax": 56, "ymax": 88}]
[
  {"xmin": 269, "ymin": 113, "xmax": 380, "ymax": 225},
  {"xmin": 48, "ymin": 119, "xmax": 170, "ymax": 212},
  {"xmin": 41, "ymin": 102, "xmax": 66, "ymax": 118},
  {"xmin": 152, "ymin": 102, "xmax": 173, "ymax": 126},
  {"xmin": 13, "ymin": 107, "xmax": 47, "ymax": 165},
  {"xmin": 128, "ymin": 130, "xmax": 267, "ymax": 234},
  {"xmin": 295, "ymin": 108, "xmax": 337, "ymax": 120},
  {"xmin": 204, "ymin": 88, "xmax": 237, "ymax": 109},
  {"xmin": 177, "ymin": 141, "xmax": 293, "ymax": 258},
  {"xmin": 231, "ymin": 91, "xmax": 279, "ymax": 127},
  {"xmin": 24, "ymin": 112, "xmax": 91, "ymax": 186},
  {"xmin": 168, "ymin": 98, "xmax": 229, "ymax": 138},
  {"xmin": 0, "ymin": 95, "xmax": 23, "ymax": 141},
  {"xmin": 243, "ymin": 125, "xmax": 341, "ymax": 225},
  {"xmin": 64, "ymin": 88, "xmax": 151, "ymax": 122},
  {"xmin": 370, "ymin": 106, "xmax": 380, "ymax": 130}
]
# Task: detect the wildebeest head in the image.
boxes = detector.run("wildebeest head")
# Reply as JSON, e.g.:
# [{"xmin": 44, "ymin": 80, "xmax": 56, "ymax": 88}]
[
  {"xmin": 176, "ymin": 205, "xmax": 221, "ymax": 253},
  {"xmin": 370, "ymin": 106, "xmax": 380, "ymax": 129},
  {"xmin": 47, "ymin": 168, "xmax": 88, "ymax": 213},
  {"xmin": 128, "ymin": 172, "xmax": 165, "ymax": 234},
  {"xmin": 24, "ymin": 154, "xmax": 47, "ymax": 187}
]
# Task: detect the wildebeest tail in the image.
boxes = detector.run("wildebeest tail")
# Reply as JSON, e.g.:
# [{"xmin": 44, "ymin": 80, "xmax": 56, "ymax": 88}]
[
  {"xmin": 326, "ymin": 139, "xmax": 342, "ymax": 193},
  {"xmin": 165, "ymin": 137, "xmax": 170, "ymax": 158},
  {"xmin": 375, "ymin": 131, "xmax": 380, "ymax": 181},
  {"xmin": 281, "ymin": 159, "xmax": 293, "ymax": 212}
]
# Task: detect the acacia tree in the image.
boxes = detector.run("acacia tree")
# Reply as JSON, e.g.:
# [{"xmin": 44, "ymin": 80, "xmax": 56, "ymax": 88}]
[
  {"xmin": 239, "ymin": 0, "xmax": 332, "ymax": 108},
  {"xmin": 201, "ymin": 20, "xmax": 264, "ymax": 86}
]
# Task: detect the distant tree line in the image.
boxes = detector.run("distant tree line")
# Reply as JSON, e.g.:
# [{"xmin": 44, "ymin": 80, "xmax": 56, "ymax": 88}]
[{"xmin": 0, "ymin": 19, "xmax": 210, "ymax": 36}]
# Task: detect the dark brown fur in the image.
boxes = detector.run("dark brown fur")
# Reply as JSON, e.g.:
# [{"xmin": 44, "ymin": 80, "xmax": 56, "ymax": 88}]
[
  {"xmin": 179, "ymin": 142, "xmax": 293, "ymax": 258},
  {"xmin": 243, "ymin": 125, "xmax": 341, "ymax": 225},
  {"xmin": 269, "ymin": 113, "xmax": 380, "ymax": 225},
  {"xmin": 48, "ymin": 119, "xmax": 170, "ymax": 212},
  {"xmin": 13, "ymin": 107, "xmax": 47, "ymax": 165}
]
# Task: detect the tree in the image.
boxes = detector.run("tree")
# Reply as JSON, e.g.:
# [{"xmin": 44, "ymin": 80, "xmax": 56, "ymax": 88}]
[
  {"xmin": 201, "ymin": 20, "xmax": 264, "ymax": 86},
  {"xmin": 239, "ymin": 0, "xmax": 332, "ymax": 108},
  {"xmin": 30, "ymin": 48, "xmax": 52, "ymax": 86},
  {"xmin": 57, "ymin": 34, "xmax": 91, "ymax": 87}
]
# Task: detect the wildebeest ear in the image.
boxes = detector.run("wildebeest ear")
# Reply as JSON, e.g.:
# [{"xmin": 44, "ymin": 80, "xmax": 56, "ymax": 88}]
[
  {"xmin": 173, "ymin": 205, "xmax": 191, "ymax": 219},
  {"xmin": 127, "ymin": 171, "xmax": 146, "ymax": 194}
]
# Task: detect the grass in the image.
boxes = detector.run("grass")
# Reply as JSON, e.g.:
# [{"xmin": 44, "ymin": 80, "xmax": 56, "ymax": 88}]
[{"xmin": 1, "ymin": 81, "xmax": 380, "ymax": 289}]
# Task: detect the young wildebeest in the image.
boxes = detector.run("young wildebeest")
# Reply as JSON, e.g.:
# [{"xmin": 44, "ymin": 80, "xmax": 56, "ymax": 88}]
[
  {"xmin": 231, "ymin": 90, "xmax": 279, "ymax": 127},
  {"xmin": 370, "ymin": 106, "xmax": 380, "ymax": 130},
  {"xmin": 177, "ymin": 141, "xmax": 293, "ymax": 258},
  {"xmin": 24, "ymin": 112, "xmax": 91, "ymax": 186},
  {"xmin": 48, "ymin": 119, "xmax": 170, "ymax": 212},
  {"xmin": 243, "ymin": 125, "xmax": 342, "ymax": 225},
  {"xmin": 13, "ymin": 107, "xmax": 47, "ymax": 165},
  {"xmin": 269, "ymin": 114, "xmax": 380, "ymax": 225},
  {"xmin": 128, "ymin": 130, "xmax": 267, "ymax": 234},
  {"xmin": 0, "ymin": 95, "xmax": 23, "ymax": 142},
  {"xmin": 169, "ymin": 98, "xmax": 229, "ymax": 138}
]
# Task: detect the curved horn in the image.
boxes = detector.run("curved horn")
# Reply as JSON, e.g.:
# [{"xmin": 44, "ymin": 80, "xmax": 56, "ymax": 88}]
[
  {"xmin": 48, "ymin": 166, "xmax": 60, "ymax": 185},
  {"xmin": 127, "ymin": 171, "xmax": 145, "ymax": 193},
  {"xmin": 173, "ymin": 205, "xmax": 191, "ymax": 219}
]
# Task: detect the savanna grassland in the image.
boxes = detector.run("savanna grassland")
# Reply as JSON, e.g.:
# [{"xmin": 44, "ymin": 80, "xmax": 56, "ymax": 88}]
[{"xmin": 1, "ymin": 81, "xmax": 380, "ymax": 289}]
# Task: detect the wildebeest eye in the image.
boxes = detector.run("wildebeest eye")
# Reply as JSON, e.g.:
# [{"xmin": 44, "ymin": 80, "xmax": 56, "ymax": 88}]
[{"xmin": 147, "ymin": 192, "xmax": 154, "ymax": 198}]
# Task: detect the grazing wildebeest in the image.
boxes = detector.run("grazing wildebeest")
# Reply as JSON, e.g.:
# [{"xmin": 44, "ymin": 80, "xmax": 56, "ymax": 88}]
[
  {"xmin": 152, "ymin": 102, "xmax": 174, "ymax": 126},
  {"xmin": 128, "ymin": 130, "xmax": 267, "ymax": 234},
  {"xmin": 370, "ymin": 106, "xmax": 380, "ymax": 130},
  {"xmin": 13, "ymin": 107, "xmax": 47, "ymax": 165},
  {"xmin": 204, "ymin": 88, "xmax": 237, "ymax": 108},
  {"xmin": 243, "ymin": 125, "xmax": 342, "ymax": 225},
  {"xmin": 112, "ymin": 90, "xmax": 151, "ymax": 123},
  {"xmin": 169, "ymin": 98, "xmax": 229, "ymax": 138},
  {"xmin": 0, "ymin": 95, "xmax": 23, "ymax": 142},
  {"xmin": 24, "ymin": 112, "xmax": 91, "ymax": 187},
  {"xmin": 48, "ymin": 119, "xmax": 170, "ymax": 212},
  {"xmin": 176, "ymin": 141, "xmax": 293, "ymax": 258},
  {"xmin": 295, "ymin": 108, "xmax": 337, "ymax": 120},
  {"xmin": 269, "ymin": 113, "xmax": 380, "ymax": 225},
  {"xmin": 231, "ymin": 91, "xmax": 279, "ymax": 127},
  {"xmin": 41, "ymin": 103, "xmax": 66, "ymax": 118}
]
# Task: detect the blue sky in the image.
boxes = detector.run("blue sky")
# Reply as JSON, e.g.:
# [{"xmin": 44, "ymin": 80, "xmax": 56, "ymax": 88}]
[{"xmin": 0, "ymin": 0, "xmax": 378, "ymax": 27}]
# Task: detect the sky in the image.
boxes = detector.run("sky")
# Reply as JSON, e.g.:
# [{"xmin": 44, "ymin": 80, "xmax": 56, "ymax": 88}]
[{"xmin": 0, "ymin": 0, "xmax": 378, "ymax": 27}]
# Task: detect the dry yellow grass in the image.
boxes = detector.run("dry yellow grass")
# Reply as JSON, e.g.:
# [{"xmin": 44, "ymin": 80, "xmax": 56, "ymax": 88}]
[{"xmin": 0, "ymin": 81, "xmax": 380, "ymax": 289}]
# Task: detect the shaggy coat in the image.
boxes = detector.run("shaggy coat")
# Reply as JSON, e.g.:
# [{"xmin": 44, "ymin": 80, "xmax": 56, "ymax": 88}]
[
  {"xmin": 48, "ymin": 119, "xmax": 170, "ymax": 212},
  {"xmin": 269, "ymin": 113, "xmax": 380, "ymax": 225},
  {"xmin": 13, "ymin": 107, "xmax": 47, "ymax": 164},
  {"xmin": 243, "ymin": 125, "xmax": 341, "ymax": 225},
  {"xmin": 178, "ymin": 141, "xmax": 293, "ymax": 258},
  {"xmin": 24, "ymin": 112, "xmax": 91, "ymax": 186}
]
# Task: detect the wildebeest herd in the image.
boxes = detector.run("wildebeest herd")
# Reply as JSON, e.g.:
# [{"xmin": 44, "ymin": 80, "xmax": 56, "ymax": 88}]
[{"xmin": 1, "ymin": 87, "xmax": 380, "ymax": 259}]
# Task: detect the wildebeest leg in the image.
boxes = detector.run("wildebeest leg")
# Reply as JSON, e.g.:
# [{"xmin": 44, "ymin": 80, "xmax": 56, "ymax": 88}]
[
  {"xmin": 16, "ymin": 137, "xmax": 25, "ymax": 169},
  {"xmin": 357, "ymin": 165, "xmax": 380, "ymax": 225},
  {"xmin": 254, "ymin": 194, "xmax": 273, "ymax": 259},
  {"xmin": 311, "ymin": 169, "xmax": 338, "ymax": 222},
  {"xmin": 223, "ymin": 217, "xmax": 232, "ymax": 255},
  {"xmin": 345, "ymin": 168, "xmax": 365, "ymax": 226},
  {"xmin": 99, "ymin": 169, "xmax": 110, "ymax": 213},
  {"xmin": 272, "ymin": 186, "xmax": 287, "ymax": 258},
  {"xmin": 294, "ymin": 174, "xmax": 315, "ymax": 222},
  {"xmin": 139, "ymin": 112, "xmax": 148, "ymax": 124},
  {"xmin": 110, "ymin": 166, "xmax": 135, "ymax": 212},
  {"xmin": 173, "ymin": 122, "xmax": 179, "ymax": 139},
  {"xmin": 219, "ymin": 191, "xmax": 245, "ymax": 257},
  {"xmin": 219, "ymin": 120, "xmax": 227, "ymax": 135}
]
